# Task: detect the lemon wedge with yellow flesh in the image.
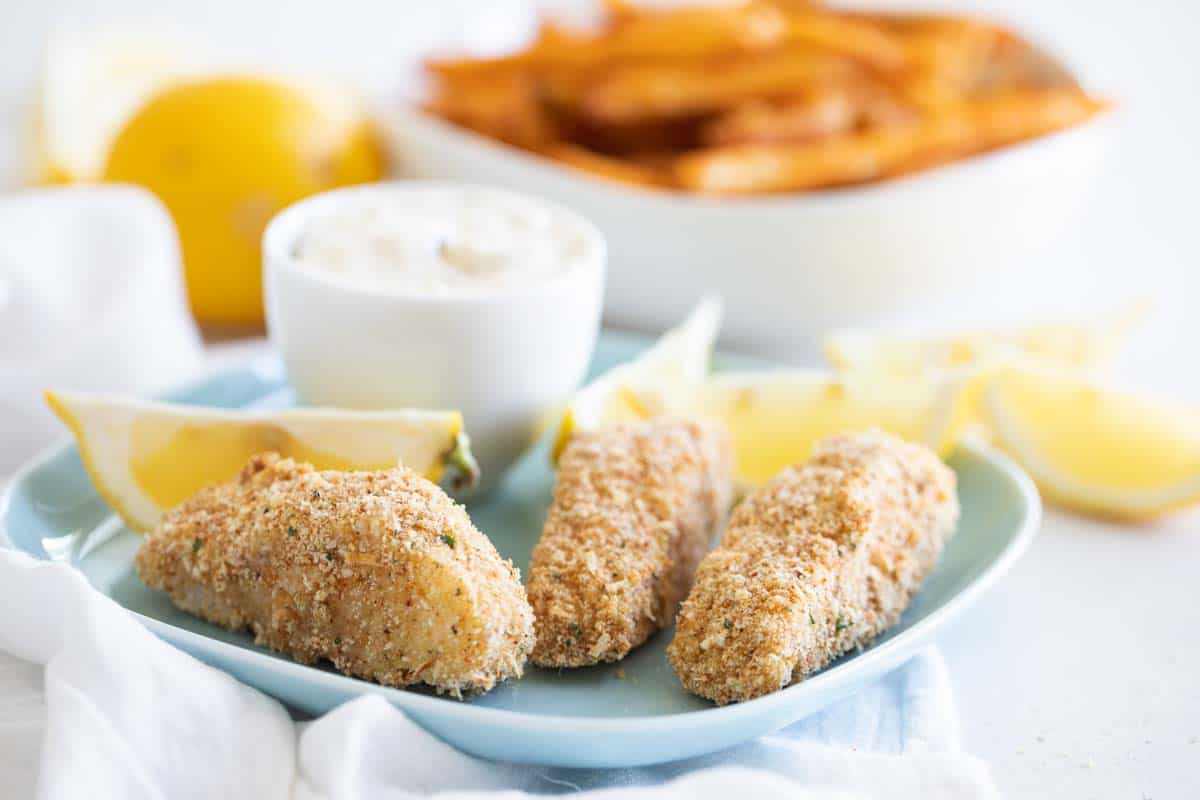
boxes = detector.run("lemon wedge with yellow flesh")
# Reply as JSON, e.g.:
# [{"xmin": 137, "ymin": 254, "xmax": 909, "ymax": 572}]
[
  {"xmin": 35, "ymin": 28, "xmax": 213, "ymax": 182},
  {"xmin": 694, "ymin": 369, "xmax": 971, "ymax": 488},
  {"xmin": 46, "ymin": 391, "xmax": 478, "ymax": 533},
  {"xmin": 981, "ymin": 366, "xmax": 1200, "ymax": 519},
  {"xmin": 553, "ymin": 295, "xmax": 722, "ymax": 458},
  {"xmin": 32, "ymin": 29, "xmax": 383, "ymax": 325},
  {"xmin": 102, "ymin": 77, "xmax": 383, "ymax": 327},
  {"xmin": 824, "ymin": 301, "xmax": 1150, "ymax": 377}
]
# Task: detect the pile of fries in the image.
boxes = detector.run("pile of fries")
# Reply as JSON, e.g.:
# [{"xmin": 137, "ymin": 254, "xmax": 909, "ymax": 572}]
[{"xmin": 423, "ymin": 0, "xmax": 1106, "ymax": 195}]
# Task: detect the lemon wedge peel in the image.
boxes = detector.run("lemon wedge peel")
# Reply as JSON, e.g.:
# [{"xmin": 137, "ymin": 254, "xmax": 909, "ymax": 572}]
[
  {"xmin": 46, "ymin": 390, "xmax": 474, "ymax": 533},
  {"xmin": 823, "ymin": 302, "xmax": 1154, "ymax": 459},
  {"xmin": 46, "ymin": 390, "xmax": 143, "ymax": 531},
  {"xmin": 35, "ymin": 28, "xmax": 379, "ymax": 183},
  {"xmin": 823, "ymin": 300, "xmax": 1152, "ymax": 378},
  {"xmin": 553, "ymin": 299, "xmax": 1198, "ymax": 519},
  {"xmin": 444, "ymin": 431, "xmax": 482, "ymax": 494},
  {"xmin": 552, "ymin": 295, "xmax": 723, "ymax": 460},
  {"xmin": 551, "ymin": 295, "xmax": 976, "ymax": 490},
  {"xmin": 981, "ymin": 366, "xmax": 1200, "ymax": 520},
  {"xmin": 35, "ymin": 29, "xmax": 384, "ymax": 326},
  {"xmin": 693, "ymin": 368, "xmax": 972, "ymax": 489},
  {"xmin": 37, "ymin": 28, "xmax": 211, "ymax": 181},
  {"xmin": 99, "ymin": 76, "xmax": 383, "ymax": 327}
]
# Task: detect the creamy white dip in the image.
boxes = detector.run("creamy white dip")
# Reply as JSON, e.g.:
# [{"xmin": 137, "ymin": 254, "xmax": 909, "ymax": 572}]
[{"xmin": 294, "ymin": 190, "xmax": 584, "ymax": 293}]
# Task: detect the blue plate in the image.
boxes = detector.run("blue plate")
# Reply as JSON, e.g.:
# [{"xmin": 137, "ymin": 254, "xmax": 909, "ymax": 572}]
[{"xmin": 1, "ymin": 332, "xmax": 1040, "ymax": 768}]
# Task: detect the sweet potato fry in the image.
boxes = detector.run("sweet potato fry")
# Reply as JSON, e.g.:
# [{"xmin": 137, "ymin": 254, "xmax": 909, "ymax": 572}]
[
  {"xmin": 895, "ymin": 18, "xmax": 1009, "ymax": 108},
  {"xmin": 778, "ymin": 12, "xmax": 907, "ymax": 71},
  {"xmin": 424, "ymin": 74, "xmax": 558, "ymax": 148},
  {"xmin": 962, "ymin": 88, "xmax": 1104, "ymax": 149},
  {"xmin": 700, "ymin": 80, "xmax": 914, "ymax": 146},
  {"xmin": 423, "ymin": 2, "xmax": 1106, "ymax": 196},
  {"xmin": 427, "ymin": 4, "xmax": 789, "ymax": 81},
  {"xmin": 603, "ymin": 3, "xmax": 791, "ymax": 55},
  {"xmin": 676, "ymin": 128, "xmax": 906, "ymax": 195},
  {"xmin": 676, "ymin": 88, "xmax": 1104, "ymax": 194},
  {"xmin": 975, "ymin": 36, "xmax": 1078, "ymax": 94},
  {"xmin": 602, "ymin": 0, "xmax": 646, "ymax": 29},
  {"xmin": 581, "ymin": 50, "xmax": 854, "ymax": 123},
  {"xmin": 700, "ymin": 91, "xmax": 858, "ymax": 146},
  {"xmin": 544, "ymin": 144, "xmax": 671, "ymax": 189}
]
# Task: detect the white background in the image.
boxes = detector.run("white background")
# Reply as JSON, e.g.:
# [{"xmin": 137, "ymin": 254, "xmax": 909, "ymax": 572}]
[
  {"xmin": 2, "ymin": 0, "xmax": 1197, "ymax": 391},
  {"xmin": 2, "ymin": 1, "xmax": 1199, "ymax": 798}
]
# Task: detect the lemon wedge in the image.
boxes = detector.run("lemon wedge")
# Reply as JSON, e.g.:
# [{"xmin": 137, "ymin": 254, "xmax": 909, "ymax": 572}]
[
  {"xmin": 102, "ymin": 77, "xmax": 384, "ymax": 327},
  {"xmin": 695, "ymin": 369, "xmax": 971, "ymax": 487},
  {"xmin": 35, "ymin": 28, "xmax": 213, "ymax": 182},
  {"xmin": 46, "ymin": 391, "xmax": 478, "ymax": 533},
  {"xmin": 553, "ymin": 296, "xmax": 722, "ymax": 458},
  {"xmin": 33, "ymin": 29, "xmax": 384, "ymax": 326},
  {"xmin": 824, "ymin": 302, "xmax": 1150, "ymax": 377},
  {"xmin": 980, "ymin": 366, "xmax": 1200, "ymax": 519},
  {"xmin": 555, "ymin": 296, "xmax": 969, "ymax": 486}
]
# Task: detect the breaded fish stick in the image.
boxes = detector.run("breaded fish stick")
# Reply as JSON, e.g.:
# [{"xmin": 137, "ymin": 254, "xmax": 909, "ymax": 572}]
[
  {"xmin": 136, "ymin": 453, "xmax": 534, "ymax": 696},
  {"xmin": 668, "ymin": 431, "xmax": 959, "ymax": 704},
  {"xmin": 528, "ymin": 418, "xmax": 733, "ymax": 667}
]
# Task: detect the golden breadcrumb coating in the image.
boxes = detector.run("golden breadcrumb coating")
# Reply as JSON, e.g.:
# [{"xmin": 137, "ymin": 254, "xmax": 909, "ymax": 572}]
[
  {"xmin": 528, "ymin": 418, "xmax": 733, "ymax": 667},
  {"xmin": 668, "ymin": 430, "xmax": 959, "ymax": 705},
  {"xmin": 135, "ymin": 453, "xmax": 534, "ymax": 696}
]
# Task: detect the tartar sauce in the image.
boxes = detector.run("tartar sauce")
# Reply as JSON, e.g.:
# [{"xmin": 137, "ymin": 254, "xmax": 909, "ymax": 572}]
[{"xmin": 294, "ymin": 190, "xmax": 584, "ymax": 293}]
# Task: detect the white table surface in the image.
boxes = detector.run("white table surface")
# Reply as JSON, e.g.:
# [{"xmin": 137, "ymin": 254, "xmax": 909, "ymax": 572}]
[{"xmin": 3, "ymin": 1, "xmax": 1200, "ymax": 797}]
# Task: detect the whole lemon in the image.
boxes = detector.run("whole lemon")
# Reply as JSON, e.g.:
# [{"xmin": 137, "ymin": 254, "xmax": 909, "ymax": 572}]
[{"xmin": 103, "ymin": 77, "xmax": 384, "ymax": 327}]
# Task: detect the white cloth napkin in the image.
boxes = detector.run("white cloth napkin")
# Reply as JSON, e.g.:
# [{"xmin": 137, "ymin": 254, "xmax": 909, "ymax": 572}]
[
  {"xmin": 0, "ymin": 186, "xmax": 204, "ymax": 474},
  {"xmin": 0, "ymin": 549, "xmax": 999, "ymax": 799}
]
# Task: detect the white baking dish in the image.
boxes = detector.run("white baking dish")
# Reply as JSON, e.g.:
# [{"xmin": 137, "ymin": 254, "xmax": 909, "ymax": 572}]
[{"xmin": 381, "ymin": 107, "xmax": 1113, "ymax": 358}]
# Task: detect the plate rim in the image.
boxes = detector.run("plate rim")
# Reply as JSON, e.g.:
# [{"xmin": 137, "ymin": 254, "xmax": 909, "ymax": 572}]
[
  {"xmin": 2, "ymin": 387, "xmax": 1041, "ymax": 734},
  {"xmin": 148, "ymin": 439, "xmax": 1043, "ymax": 731},
  {"xmin": 0, "ymin": 350, "xmax": 1041, "ymax": 738}
]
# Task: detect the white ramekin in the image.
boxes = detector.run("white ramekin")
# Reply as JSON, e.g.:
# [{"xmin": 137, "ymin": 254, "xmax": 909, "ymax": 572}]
[{"xmin": 263, "ymin": 182, "xmax": 606, "ymax": 492}]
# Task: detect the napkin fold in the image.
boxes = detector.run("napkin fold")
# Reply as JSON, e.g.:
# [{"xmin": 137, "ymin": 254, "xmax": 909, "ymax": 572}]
[
  {"xmin": 0, "ymin": 548, "xmax": 999, "ymax": 799},
  {"xmin": 0, "ymin": 186, "xmax": 203, "ymax": 475}
]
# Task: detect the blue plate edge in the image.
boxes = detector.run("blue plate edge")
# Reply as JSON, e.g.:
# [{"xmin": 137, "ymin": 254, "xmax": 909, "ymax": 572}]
[{"xmin": 0, "ymin": 357, "xmax": 1043, "ymax": 766}]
